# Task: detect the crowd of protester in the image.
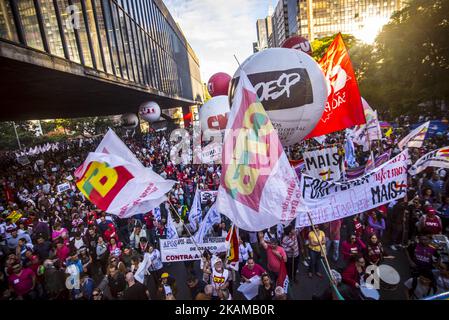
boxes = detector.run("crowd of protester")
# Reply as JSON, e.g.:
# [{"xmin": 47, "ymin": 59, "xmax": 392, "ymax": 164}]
[{"xmin": 0, "ymin": 113, "xmax": 448, "ymax": 300}]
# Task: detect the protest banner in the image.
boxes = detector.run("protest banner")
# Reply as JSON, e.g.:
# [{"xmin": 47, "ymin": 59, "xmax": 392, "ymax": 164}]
[
  {"xmin": 159, "ymin": 237, "xmax": 227, "ymax": 262},
  {"xmin": 201, "ymin": 143, "xmax": 222, "ymax": 164},
  {"xmin": 17, "ymin": 155, "xmax": 30, "ymax": 166},
  {"xmin": 296, "ymin": 149, "xmax": 409, "ymax": 228},
  {"xmin": 56, "ymin": 182, "xmax": 71, "ymax": 194},
  {"xmin": 409, "ymin": 146, "xmax": 449, "ymax": 175},
  {"xmin": 200, "ymin": 190, "xmax": 218, "ymax": 204},
  {"xmin": 303, "ymin": 146, "xmax": 344, "ymax": 181}
]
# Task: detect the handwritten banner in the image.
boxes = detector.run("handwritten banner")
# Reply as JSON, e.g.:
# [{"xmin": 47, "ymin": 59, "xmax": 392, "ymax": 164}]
[
  {"xmin": 296, "ymin": 149, "xmax": 409, "ymax": 227},
  {"xmin": 303, "ymin": 146, "xmax": 344, "ymax": 181},
  {"xmin": 160, "ymin": 237, "xmax": 227, "ymax": 262}
]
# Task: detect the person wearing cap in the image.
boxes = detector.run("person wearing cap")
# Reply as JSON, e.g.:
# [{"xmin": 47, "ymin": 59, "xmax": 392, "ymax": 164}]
[
  {"xmin": 418, "ymin": 206, "xmax": 442, "ymax": 235},
  {"xmin": 157, "ymin": 272, "xmax": 177, "ymax": 300},
  {"xmin": 210, "ymin": 256, "xmax": 229, "ymax": 299}
]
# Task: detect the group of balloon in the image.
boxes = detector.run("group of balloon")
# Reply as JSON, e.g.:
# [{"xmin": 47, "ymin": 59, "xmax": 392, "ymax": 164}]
[{"xmin": 122, "ymin": 35, "xmax": 329, "ymax": 147}]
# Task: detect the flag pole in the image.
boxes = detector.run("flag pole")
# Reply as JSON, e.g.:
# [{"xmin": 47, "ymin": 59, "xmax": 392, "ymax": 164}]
[{"xmin": 167, "ymin": 198, "xmax": 204, "ymax": 256}]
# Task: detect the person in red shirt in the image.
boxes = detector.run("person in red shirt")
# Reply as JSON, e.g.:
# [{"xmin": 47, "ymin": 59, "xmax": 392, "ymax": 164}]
[
  {"xmin": 8, "ymin": 263, "xmax": 36, "ymax": 300},
  {"xmin": 342, "ymin": 254, "xmax": 365, "ymax": 289},
  {"xmin": 351, "ymin": 214, "xmax": 364, "ymax": 239},
  {"xmin": 341, "ymin": 233, "xmax": 367, "ymax": 261},
  {"xmin": 241, "ymin": 258, "xmax": 266, "ymax": 283},
  {"xmin": 258, "ymin": 232, "xmax": 287, "ymax": 284},
  {"xmin": 104, "ymin": 223, "xmax": 118, "ymax": 243},
  {"xmin": 419, "ymin": 206, "xmax": 442, "ymax": 235},
  {"xmin": 55, "ymin": 240, "xmax": 70, "ymax": 266}
]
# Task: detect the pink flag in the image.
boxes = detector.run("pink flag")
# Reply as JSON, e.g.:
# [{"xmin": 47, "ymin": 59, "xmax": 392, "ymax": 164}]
[{"xmin": 216, "ymin": 71, "xmax": 304, "ymax": 231}]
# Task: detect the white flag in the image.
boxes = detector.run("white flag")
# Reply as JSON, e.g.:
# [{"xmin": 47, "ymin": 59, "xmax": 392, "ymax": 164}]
[
  {"xmin": 398, "ymin": 121, "xmax": 430, "ymax": 150},
  {"xmin": 216, "ymin": 71, "xmax": 303, "ymax": 231},
  {"xmin": 166, "ymin": 210, "xmax": 179, "ymax": 239},
  {"xmin": 95, "ymin": 128, "xmax": 143, "ymax": 167},
  {"xmin": 75, "ymin": 152, "xmax": 175, "ymax": 218},
  {"xmin": 409, "ymin": 146, "xmax": 449, "ymax": 175},
  {"xmin": 188, "ymin": 188, "xmax": 202, "ymax": 231}
]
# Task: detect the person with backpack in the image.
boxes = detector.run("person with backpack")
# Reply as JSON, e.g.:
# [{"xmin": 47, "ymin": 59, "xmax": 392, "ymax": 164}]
[{"xmin": 404, "ymin": 269, "xmax": 437, "ymax": 300}]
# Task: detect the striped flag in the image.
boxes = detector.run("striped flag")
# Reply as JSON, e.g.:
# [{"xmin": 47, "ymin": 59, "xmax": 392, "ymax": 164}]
[
  {"xmin": 226, "ymin": 224, "xmax": 239, "ymax": 263},
  {"xmin": 398, "ymin": 121, "xmax": 430, "ymax": 150}
]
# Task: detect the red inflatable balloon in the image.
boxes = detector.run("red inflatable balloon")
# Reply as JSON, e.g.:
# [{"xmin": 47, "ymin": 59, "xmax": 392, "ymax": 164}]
[
  {"xmin": 281, "ymin": 35, "xmax": 312, "ymax": 56},
  {"xmin": 207, "ymin": 72, "xmax": 231, "ymax": 97}
]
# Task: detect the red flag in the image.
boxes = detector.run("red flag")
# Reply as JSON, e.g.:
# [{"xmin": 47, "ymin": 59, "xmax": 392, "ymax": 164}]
[
  {"xmin": 276, "ymin": 259, "xmax": 289, "ymax": 294},
  {"xmin": 306, "ymin": 33, "xmax": 366, "ymax": 139}
]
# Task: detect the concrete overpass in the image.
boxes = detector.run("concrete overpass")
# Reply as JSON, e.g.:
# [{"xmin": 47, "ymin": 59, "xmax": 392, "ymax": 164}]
[{"xmin": 0, "ymin": 0, "xmax": 203, "ymax": 121}]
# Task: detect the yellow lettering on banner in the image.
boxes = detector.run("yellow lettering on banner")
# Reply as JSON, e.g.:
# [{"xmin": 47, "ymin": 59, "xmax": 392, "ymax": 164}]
[
  {"xmin": 224, "ymin": 102, "xmax": 273, "ymax": 197},
  {"xmin": 78, "ymin": 162, "xmax": 118, "ymax": 198}
]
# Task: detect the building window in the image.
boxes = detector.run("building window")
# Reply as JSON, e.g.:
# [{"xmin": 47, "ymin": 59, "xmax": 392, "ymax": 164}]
[
  {"xmin": 84, "ymin": 0, "xmax": 104, "ymax": 71},
  {"xmin": 55, "ymin": 0, "xmax": 80, "ymax": 63},
  {"xmin": 99, "ymin": 0, "xmax": 119, "ymax": 76},
  {"xmin": 72, "ymin": 0, "xmax": 93, "ymax": 67},
  {"xmin": 0, "ymin": 0, "xmax": 18, "ymax": 42},
  {"xmin": 40, "ymin": 0, "xmax": 64, "ymax": 58},
  {"xmin": 17, "ymin": 0, "xmax": 44, "ymax": 51}
]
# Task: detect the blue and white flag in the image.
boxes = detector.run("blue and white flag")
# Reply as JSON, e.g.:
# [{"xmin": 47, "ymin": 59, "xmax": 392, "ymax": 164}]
[
  {"xmin": 153, "ymin": 206, "xmax": 161, "ymax": 222},
  {"xmin": 188, "ymin": 188, "xmax": 202, "ymax": 232},
  {"xmin": 166, "ymin": 211, "xmax": 179, "ymax": 239},
  {"xmin": 194, "ymin": 203, "xmax": 221, "ymax": 243},
  {"xmin": 344, "ymin": 130, "xmax": 357, "ymax": 168}
]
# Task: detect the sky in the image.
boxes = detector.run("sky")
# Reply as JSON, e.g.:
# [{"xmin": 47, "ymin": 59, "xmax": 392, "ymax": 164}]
[{"xmin": 164, "ymin": 0, "xmax": 273, "ymax": 83}]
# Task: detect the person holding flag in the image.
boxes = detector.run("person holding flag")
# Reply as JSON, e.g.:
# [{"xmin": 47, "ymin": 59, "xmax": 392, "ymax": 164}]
[{"xmin": 258, "ymin": 231, "xmax": 287, "ymax": 284}]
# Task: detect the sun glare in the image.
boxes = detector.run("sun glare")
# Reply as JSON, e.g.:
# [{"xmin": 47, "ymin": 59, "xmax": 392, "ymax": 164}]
[{"xmin": 354, "ymin": 16, "xmax": 390, "ymax": 44}]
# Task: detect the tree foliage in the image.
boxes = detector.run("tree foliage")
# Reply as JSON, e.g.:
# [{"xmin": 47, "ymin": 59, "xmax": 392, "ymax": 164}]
[
  {"xmin": 0, "ymin": 116, "xmax": 115, "ymax": 151},
  {"xmin": 310, "ymin": 0, "xmax": 448, "ymax": 118}
]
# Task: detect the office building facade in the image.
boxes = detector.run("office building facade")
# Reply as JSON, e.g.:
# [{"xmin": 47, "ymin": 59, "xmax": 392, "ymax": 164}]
[
  {"xmin": 0, "ymin": 0, "xmax": 203, "ymax": 120},
  {"xmin": 298, "ymin": 0, "xmax": 404, "ymax": 41}
]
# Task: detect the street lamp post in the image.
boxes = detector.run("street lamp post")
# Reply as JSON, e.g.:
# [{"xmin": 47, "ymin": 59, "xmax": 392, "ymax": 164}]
[{"xmin": 12, "ymin": 121, "xmax": 22, "ymax": 150}]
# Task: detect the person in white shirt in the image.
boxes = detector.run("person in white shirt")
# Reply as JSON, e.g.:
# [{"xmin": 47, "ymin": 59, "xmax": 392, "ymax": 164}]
[
  {"xmin": 239, "ymin": 238, "xmax": 253, "ymax": 274},
  {"xmin": 210, "ymin": 256, "xmax": 229, "ymax": 298}
]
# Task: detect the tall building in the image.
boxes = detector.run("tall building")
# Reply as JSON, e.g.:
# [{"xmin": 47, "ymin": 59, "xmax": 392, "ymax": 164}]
[
  {"xmin": 255, "ymin": 5, "xmax": 275, "ymax": 51},
  {"xmin": 271, "ymin": 0, "xmax": 299, "ymax": 47},
  {"xmin": 256, "ymin": 18, "xmax": 268, "ymax": 51},
  {"xmin": 0, "ymin": 0, "xmax": 203, "ymax": 120},
  {"xmin": 298, "ymin": 0, "xmax": 404, "ymax": 42},
  {"xmin": 287, "ymin": 0, "xmax": 299, "ymax": 36}
]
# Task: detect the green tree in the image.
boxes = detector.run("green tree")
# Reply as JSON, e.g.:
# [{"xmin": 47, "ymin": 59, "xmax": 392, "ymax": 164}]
[{"xmin": 360, "ymin": 0, "xmax": 449, "ymax": 117}]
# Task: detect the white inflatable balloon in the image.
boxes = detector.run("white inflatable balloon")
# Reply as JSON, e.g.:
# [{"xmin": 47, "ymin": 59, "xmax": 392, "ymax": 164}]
[
  {"xmin": 121, "ymin": 113, "xmax": 139, "ymax": 129},
  {"xmin": 199, "ymin": 95, "xmax": 230, "ymax": 133},
  {"xmin": 229, "ymin": 48, "xmax": 327, "ymax": 146},
  {"xmin": 139, "ymin": 101, "xmax": 161, "ymax": 123}
]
